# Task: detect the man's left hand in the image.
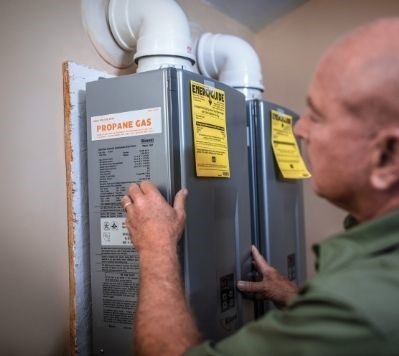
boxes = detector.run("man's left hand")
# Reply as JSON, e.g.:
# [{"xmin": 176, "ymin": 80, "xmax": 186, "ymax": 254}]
[{"xmin": 237, "ymin": 245, "xmax": 298, "ymax": 309}]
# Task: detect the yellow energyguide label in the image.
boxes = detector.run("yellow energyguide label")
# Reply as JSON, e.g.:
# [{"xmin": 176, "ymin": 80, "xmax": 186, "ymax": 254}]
[
  {"xmin": 190, "ymin": 81, "xmax": 230, "ymax": 178},
  {"xmin": 270, "ymin": 110, "xmax": 311, "ymax": 179}
]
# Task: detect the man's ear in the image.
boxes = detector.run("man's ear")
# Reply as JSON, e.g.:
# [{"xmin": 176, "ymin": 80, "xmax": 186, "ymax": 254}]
[{"xmin": 370, "ymin": 128, "xmax": 399, "ymax": 190}]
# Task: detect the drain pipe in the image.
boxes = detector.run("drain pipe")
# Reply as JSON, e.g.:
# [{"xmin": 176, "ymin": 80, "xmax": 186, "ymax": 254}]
[
  {"xmin": 108, "ymin": 0, "xmax": 195, "ymax": 72},
  {"xmin": 197, "ymin": 33, "xmax": 264, "ymax": 100}
]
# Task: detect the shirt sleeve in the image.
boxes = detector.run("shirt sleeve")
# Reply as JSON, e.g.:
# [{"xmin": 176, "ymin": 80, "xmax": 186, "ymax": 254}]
[{"xmin": 185, "ymin": 286, "xmax": 384, "ymax": 356}]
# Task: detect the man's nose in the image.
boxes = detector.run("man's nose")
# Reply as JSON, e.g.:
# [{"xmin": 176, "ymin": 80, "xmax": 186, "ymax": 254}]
[{"xmin": 294, "ymin": 116, "xmax": 306, "ymax": 139}]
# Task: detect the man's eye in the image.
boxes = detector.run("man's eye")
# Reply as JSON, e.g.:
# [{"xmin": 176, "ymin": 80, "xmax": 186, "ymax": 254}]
[{"xmin": 309, "ymin": 113, "xmax": 320, "ymax": 122}]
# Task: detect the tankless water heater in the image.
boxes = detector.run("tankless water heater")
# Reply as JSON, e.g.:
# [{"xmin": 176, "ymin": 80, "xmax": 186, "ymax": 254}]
[{"xmin": 86, "ymin": 68, "xmax": 254, "ymax": 355}]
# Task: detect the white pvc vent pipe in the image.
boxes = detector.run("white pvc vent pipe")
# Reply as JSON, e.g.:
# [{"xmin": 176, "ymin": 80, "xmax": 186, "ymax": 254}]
[
  {"xmin": 108, "ymin": 0, "xmax": 195, "ymax": 72},
  {"xmin": 197, "ymin": 33, "xmax": 264, "ymax": 100}
]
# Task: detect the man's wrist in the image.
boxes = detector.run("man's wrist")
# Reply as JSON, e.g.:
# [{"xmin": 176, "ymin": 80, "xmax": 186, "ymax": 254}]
[
  {"xmin": 139, "ymin": 246, "xmax": 178, "ymax": 273},
  {"xmin": 139, "ymin": 245, "xmax": 179, "ymax": 262}
]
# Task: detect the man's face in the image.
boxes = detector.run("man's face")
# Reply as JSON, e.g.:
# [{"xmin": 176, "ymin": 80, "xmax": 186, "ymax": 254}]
[{"xmin": 294, "ymin": 66, "xmax": 372, "ymax": 209}]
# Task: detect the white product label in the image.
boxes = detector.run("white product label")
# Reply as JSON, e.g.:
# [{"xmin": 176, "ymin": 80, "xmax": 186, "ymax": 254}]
[
  {"xmin": 100, "ymin": 218, "xmax": 132, "ymax": 246},
  {"xmin": 91, "ymin": 107, "xmax": 162, "ymax": 141}
]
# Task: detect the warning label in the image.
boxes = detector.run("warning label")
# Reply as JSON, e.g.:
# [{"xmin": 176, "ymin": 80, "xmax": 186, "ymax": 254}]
[
  {"xmin": 91, "ymin": 107, "xmax": 162, "ymax": 141},
  {"xmin": 270, "ymin": 110, "xmax": 311, "ymax": 179},
  {"xmin": 101, "ymin": 217, "xmax": 132, "ymax": 246},
  {"xmin": 190, "ymin": 81, "xmax": 230, "ymax": 178}
]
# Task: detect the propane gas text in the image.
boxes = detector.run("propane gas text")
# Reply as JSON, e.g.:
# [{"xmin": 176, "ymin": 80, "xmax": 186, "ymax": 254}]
[
  {"xmin": 91, "ymin": 107, "xmax": 162, "ymax": 141},
  {"xmin": 96, "ymin": 118, "xmax": 152, "ymax": 133}
]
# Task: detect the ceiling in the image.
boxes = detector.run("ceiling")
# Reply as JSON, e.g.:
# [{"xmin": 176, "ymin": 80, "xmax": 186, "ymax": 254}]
[{"xmin": 202, "ymin": 0, "xmax": 309, "ymax": 32}]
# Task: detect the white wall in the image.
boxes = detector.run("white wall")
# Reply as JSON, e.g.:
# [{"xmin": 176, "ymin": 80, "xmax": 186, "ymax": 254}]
[
  {"xmin": 254, "ymin": 0, "xmax": 399, "ymax": 276},
  {"xmin": 0, "ymin": 1, "xmax": 107, "ymax": 354}
]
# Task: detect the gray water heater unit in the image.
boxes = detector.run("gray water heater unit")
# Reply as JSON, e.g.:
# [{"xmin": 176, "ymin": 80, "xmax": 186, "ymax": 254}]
[
  {"xmin": 247, "ymin": 100, "xmax": 306, "ymax": 314},
  {"xmin": 86, "ymin": 68, "xmax": 254, "ymax": 355}
]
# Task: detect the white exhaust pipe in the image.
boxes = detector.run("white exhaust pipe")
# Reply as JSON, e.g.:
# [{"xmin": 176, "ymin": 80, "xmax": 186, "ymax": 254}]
[
  {"xmin": 197, "ymin": 33, "xmax": 264, "ymax": 100},
  {"xmin": 108, "ymin": 0, "xmax": 195, "ymax": 72}
]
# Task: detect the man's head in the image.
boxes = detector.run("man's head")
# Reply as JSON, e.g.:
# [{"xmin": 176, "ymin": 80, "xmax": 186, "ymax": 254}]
[{"xmin": 294, "ymin": 18, "xmax": 399, "ymax": 221}]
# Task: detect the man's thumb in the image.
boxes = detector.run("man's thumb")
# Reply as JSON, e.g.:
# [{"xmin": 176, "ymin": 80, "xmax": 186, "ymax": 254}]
[
  {"xmin": 174, "ymin": 188, "xmax": 188, "ymax": 213},
  {"xmin": 237, "ymin": 280, "xmax": 261, "ymax": 293}
]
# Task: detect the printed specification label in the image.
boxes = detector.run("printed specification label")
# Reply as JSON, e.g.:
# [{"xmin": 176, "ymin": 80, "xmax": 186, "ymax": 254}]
[
  {"xmin": 97, "ymin": 140, "xmax": 154, "ymax": 217},
  {"xmin": 190, "ymin": 81, "xmax": 230, "ymax": 178},
  {"xmin": 100, "ymin": 247, "xmax": 139, "ymax": 327},
  {"xmin": 270, "ymin": 110, "xmax": 311, "ymax": 179},
  {"xmin": 91, "ymin": 107, "xmax": 162, "ymax": 141},
  {"xmin": 101, "ymin": 218, "xmax": 132, "ymax": 246}
]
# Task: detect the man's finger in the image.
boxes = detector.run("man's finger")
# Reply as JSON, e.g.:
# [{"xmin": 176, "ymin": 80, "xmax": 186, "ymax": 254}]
[
  {"xmin": 140, "ymin": 181, "xmax": 168, "ymax": 204},
  {"xmin": 139, "ymin": 180, "xmax": 158, "ymax": 195},
  {"xmin": 121, "ymin": 195, "xmax": 133, "ymax": 213},
  {"xmin": 237, "ymin": 280, "xmax": 264, "ymax": 294},
  {"xmin": 128, "ymin": 182, "xmax": 143, "ymax": 201},
  {"xmin": 174, "ymin": 188, "xmax": 188, "ymax": 214},
  {"xmin": 251, "ymin": 245, "xmax": 273, "ymax": 274}
]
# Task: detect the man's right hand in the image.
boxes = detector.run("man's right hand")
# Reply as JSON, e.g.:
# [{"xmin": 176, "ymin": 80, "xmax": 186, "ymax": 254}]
[
  {"xmin": 237, "ymin": 245, "xmax": 299, "ymax": 309},
  {"xmin": 120, "ymin": 181, "xmax": 187, "ymax": 254}
]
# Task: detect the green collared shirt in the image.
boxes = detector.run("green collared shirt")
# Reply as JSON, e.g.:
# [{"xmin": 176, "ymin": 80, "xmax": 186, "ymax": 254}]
[{"xmin": 187, "ymin": 209, "xmax": 399, "ymax": 356}]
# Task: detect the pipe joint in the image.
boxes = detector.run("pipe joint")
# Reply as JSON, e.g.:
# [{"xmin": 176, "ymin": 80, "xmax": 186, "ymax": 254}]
[
  {"xmin": 197, "ymin": 33, "xmax": 264, "ymax": 99},
  {"xmin": 108, "ymin": 0, "xmax": 195, "ymax": 72}
]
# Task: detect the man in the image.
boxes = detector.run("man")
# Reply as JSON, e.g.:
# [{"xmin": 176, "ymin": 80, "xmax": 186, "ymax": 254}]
[{"xmin": 120, "ymin": 18, "xmax": 399, "ymax": 355}]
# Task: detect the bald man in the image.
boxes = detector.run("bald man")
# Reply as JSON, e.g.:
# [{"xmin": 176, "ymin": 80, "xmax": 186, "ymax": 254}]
[{"xmin": 121, "ymin": 18, "xmax": 399, "ymax": 356}]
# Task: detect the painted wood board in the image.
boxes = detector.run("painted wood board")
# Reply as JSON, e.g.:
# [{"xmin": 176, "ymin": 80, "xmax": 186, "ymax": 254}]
[{"xmin": 63, "ymin": 61, "xmax": 114, "ymax": 356}]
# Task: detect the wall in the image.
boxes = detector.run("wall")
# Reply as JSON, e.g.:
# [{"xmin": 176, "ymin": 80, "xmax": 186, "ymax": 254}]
[
  {"xmin": 254, "ymin": 0, "xmax": 399, "ymax": 276},
  {"xmin": 178, "ymin": 0, "xmax": 254, "ymax": 42},
  {"xmin": 0, "ymin": 0, "xmax": 253, "ymax": 355}
]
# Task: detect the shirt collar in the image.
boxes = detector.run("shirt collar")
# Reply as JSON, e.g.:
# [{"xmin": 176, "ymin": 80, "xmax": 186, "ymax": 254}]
[
  {"xmin": 313, "ymin": 208, "xmax": 399, "ymax": 273},
  {"xmin": 342, "ymin": 214, "xmax": 359, "ymax": 230}
]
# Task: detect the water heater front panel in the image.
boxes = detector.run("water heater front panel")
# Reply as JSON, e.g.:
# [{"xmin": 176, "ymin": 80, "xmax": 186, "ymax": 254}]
[
  {"xmin": 176, "ymin": 71, "xmax": 254, "ymax": 340},
  {"xmin": 86, "ymin": 70, "xmax": 173, "ymax": 356},
  {"xmin": 86, "ymin": 68, "xmax": 254, "ymax": 355},
  {"xmin": 247, "ymin": 100, "xmax": 306, "ymax": 314}
]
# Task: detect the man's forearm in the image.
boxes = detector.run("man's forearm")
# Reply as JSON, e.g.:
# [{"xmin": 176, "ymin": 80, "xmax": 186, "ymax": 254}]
[{"xmin": 135, "ymin": 247, "xmax": 202, "ymax": 356}]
